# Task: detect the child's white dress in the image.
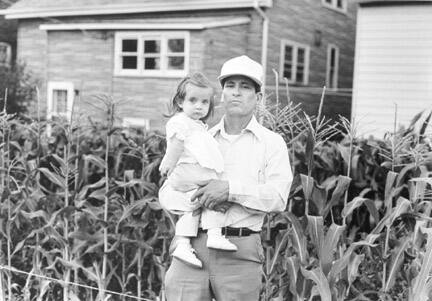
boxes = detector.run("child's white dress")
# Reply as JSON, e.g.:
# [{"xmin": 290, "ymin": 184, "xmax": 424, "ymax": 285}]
[{"xmin": 163, "ymin": 112, "xmax": 226, "ymax": 236}]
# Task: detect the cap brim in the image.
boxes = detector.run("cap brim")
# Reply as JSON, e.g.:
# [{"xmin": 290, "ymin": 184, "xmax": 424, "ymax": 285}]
[{"xmin": 218, "ymin": 74, "xmax": 262, "ymax": 88}]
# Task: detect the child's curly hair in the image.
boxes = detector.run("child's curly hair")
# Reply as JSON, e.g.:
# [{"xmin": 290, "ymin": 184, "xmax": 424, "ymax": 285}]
[{"xmin": 166, "ymin": 72, "xmax": 215, "ymax": 122}]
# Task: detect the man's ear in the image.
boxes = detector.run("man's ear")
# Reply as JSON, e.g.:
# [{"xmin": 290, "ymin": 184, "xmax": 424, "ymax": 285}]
[{"xmin": 256, "ymin": 91, "xmax": 263, "ymax": 103}]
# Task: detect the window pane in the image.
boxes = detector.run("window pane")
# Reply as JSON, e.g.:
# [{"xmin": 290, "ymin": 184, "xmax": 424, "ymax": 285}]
[
  {"xmin": 53, "ymin": 90, "xmax": 68, "ymax": 113},
  {"xmin": 168, "ymin": 39, "xmax": 184, "ymax": 53},
  {"xmin": 283, "ymin": 45, "xmax": 294, "ymax": 80},
  {"xmin": 330, "ymin": 48, "xmax": 336, "ymax": 66},
  {"xmin": 329, "ymin": 69, "xmax": 335, "ymax": 88},
  {"xmin": 168, "ymin": 56, "xmax": 184, "ymax": 70},
  {"xmin": 122, "ymin": 39, "xmax": 137, "ymax": 52},
  {"xmin": 325, "ymin": 0, "xmax": 332, "ymax": 3},
  {"xmin": 122, "ymin": 56, "xmax": 137, "ymax": 69},
  {"xmin": 298, "ymin": 48, "xmax": 305, "ymax": 64},
  {"xmin": 283, "ymin": 67, "xmax": 292, "ymax": 80},
  {"xmin": 284, "ymin": 45, "xmax": 293, "ymax": 61},
  {"xmin": 144, "ymin": 57, "xmax": 160, "ymax": 70},
  {"xmin": 296, "ymin": 69, "xmax": 304, "ymax": 83},
  {"xmin": 336, "ymin": 0, "xmax": 343, "ymax": 8},
  {"xmin": 144, "ymin": 40, "xmax": 160, "ymax": 54}
]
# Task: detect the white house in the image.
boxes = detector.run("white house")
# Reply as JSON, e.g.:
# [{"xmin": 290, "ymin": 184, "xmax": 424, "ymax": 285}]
[{"xmin": 352, "ymin": 0, "xmax": 432, "ymax": 137}]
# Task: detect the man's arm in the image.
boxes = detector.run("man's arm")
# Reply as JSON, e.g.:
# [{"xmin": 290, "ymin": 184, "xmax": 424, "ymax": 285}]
[
  {"xmin": 192, "ymin": 136, "xmax": 293, "ymax": 213},
  {"xmin": 228, "ymin": 136, "xmax": 292, "ymax": 213}
]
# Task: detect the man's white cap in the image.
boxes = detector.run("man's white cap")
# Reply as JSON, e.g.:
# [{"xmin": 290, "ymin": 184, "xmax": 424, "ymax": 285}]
[{"xmin": 218, "ymin": 55, "xmax": 263, "ymax": 87}]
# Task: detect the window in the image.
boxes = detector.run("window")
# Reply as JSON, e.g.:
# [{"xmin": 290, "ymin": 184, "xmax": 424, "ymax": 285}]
[
  {"xmin": 326, "ymin": 44, "xmax": 339, "ymax": 89},
  {"xmin": 0, "ymin": 42, "xmax": 11, "ymax": 67},
  {"xmin": 114, "ymin": 32, "xmax": 189, "ymax": 77},
  {"xmin": 47, "ymin": 82, "xmax": 74, "ymax": 121},
  {"xmin": 322, "ymin": 0, "xmax": 347, "ymax": 12},
  {"xmin": 279, "ymin": 40, "xmax": 310, "ymax": 85},
  {"xmin": 122, "ymin": 117, "xmax": 150, "ymax": 130}
]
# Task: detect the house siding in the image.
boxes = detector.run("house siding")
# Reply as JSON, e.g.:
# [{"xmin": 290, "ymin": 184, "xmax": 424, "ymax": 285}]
[
  {"xmin": 266, "ymin": 0, "xmax": 356, "ymax": 120},
  {"xmin": 14, "ymin": 2, "xmax": 356, "ymax": 128},
  {"xmin": 352, "ymin": 4, "xmax": 432, "ymax": 137}
]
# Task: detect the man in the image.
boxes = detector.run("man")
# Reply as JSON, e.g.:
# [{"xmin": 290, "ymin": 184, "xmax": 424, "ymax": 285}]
[{"xmin": 159, "ymin": 55, "xmax": 293, "ymax": 301}]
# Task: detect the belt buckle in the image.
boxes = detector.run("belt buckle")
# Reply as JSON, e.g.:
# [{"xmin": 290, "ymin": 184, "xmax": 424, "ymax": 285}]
[{"xmin": 238, "ymin": 228, "xmax": 243, "ymax": 237}]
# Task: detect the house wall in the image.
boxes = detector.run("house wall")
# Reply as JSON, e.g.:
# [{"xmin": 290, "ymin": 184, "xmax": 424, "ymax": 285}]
[
  {"xmin": 352, "ymin": 4, "xmax": 432, "ymax": 137},
  {"xmin": 266, "ymin": 0, "xmax": 356, "ymax": 120},
  {"xmin": 17, "ymin": 19, "xmax": 48, "ymax": 116},
  {"xmin": 15, "ymin": 2, "xmax": 356, "ymax": 128},
  {"xmin": 15, "ymin": 10, "xmax": 254, "ymax": 128}
]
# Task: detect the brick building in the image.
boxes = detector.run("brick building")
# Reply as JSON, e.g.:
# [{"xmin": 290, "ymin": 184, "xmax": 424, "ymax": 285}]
[{"xmin": 1, "ymin": 0, "xmax": 356, "ymax": 130}]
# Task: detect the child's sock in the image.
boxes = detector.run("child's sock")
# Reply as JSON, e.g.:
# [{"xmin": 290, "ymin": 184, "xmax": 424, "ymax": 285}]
[
  {"xmin": 207, "ymin": 228, "xmax": 222, "ymax": 237},
  {"xmin": 176, "ymin": 236, "xmax": 191, "ymax": 246},
  {"xmin": 206, "ymin": 228, "xmax": 237, "ymax": 251}
]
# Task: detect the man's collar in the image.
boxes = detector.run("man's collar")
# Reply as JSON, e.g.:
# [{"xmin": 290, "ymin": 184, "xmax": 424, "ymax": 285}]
[{"xmin": 209, "ymin": 115, "xmax": 264, "ymax": 141}]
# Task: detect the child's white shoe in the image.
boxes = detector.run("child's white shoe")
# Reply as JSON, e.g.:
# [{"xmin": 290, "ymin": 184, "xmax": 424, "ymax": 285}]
[
  {"xmin": 207, "ymin": 235, "xmax": 238, "ymax": 251},
  {"xmin": 172, "ymin": 243, "xmax": 202, "ymax": 268}
]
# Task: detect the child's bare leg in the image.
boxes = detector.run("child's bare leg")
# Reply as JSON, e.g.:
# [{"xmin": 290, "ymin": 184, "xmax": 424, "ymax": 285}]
[{"xmin": 172, "ymin": 212, "xmax": 202, "ymax": 268}]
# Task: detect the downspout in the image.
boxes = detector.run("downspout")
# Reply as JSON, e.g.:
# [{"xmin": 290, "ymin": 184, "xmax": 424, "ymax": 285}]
[{"xmin": 254, "ymin": 0, "xmax": 269, "ymax": 100}]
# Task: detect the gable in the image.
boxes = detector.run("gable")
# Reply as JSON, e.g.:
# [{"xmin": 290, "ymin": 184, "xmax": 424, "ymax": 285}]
[{"xmin": 2, "ymin": 0, "xmax": 272, "ymax": 19}]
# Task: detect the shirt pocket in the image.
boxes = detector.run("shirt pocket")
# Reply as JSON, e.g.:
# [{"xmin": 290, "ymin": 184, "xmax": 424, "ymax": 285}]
[{"xmin": 249, "ymin": 141, "xmax": 266, "ymax": 184}]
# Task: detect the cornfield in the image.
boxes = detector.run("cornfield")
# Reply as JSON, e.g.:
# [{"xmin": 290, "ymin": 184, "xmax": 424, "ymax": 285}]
[{"xmin": 0, "ymin": 84, "xmax": 431, "ymax": 301}]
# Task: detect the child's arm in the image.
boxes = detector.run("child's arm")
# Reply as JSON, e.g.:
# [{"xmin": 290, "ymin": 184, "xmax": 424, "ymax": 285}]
[{"xmin": 159, "ymin": 136, "xmax": 184, "ymax": 177}]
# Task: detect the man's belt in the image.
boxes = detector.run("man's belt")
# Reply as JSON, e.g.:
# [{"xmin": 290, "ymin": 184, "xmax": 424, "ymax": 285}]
[{"xmin": 199, "ymin": 227, "xmax": 260, "ymax": 237}]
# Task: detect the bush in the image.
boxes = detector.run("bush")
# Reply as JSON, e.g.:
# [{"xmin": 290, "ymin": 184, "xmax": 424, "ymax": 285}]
[{"xmin": 0, "ymin": 63, "xmax": 38, "ymax": 114}]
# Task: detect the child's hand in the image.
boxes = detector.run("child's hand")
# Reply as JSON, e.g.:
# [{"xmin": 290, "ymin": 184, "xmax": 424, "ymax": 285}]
[{"xmin": 159, "ymin": 164, "xmax": 173, "ymax": 177}]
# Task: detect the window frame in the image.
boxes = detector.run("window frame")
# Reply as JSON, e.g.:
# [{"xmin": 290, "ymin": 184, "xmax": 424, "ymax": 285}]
[
  {"xmin": 279, "ymin": 40, "xmax": 310, "ymax": 85},
  {"xmin": 326, "ymin": 44, "xmax": 340, "ymax": 90},
  {"xmin": 47, "ymin": 81, "xmax": 75, "ymax": 121},
  {"xmin": 322, "ymin": 0, "xmax": 347, "ymax": 13},
  {"xmin": 114, "ymin": 31, "xmax": 190, "ymax": 78},
  {"xmin": 0, "ymin": 42, "xmax": 12, "ymax": 67}
]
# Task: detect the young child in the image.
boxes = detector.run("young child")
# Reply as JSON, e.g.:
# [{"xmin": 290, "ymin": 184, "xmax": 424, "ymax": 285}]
[{"xmin": 159, "ymin": 72, "xmax": 237, "ymax": 268}]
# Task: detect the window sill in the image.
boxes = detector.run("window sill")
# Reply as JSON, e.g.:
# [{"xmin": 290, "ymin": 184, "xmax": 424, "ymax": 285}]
[
  {"xmin": 322, "ymin": 4, "xmax": 348, "ymax": 15},
  {"xmin": 114, "ymin": 71, "xmax": 187, "ymax": 79}
]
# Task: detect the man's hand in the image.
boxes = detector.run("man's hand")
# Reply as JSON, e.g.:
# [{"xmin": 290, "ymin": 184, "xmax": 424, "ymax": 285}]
[
  {"xmin": 191, "ymin": 179, "xmax": 229, "ymax": 210},
  {"xmin": 213, "ymin": 201, "xmax": 234, "ymax": 213}
]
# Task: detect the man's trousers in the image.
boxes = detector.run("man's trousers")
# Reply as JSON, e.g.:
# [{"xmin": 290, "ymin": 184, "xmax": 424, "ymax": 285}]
[{"xmin": 164, "ymin": 232, "xmax": 264, "ymax": 301}]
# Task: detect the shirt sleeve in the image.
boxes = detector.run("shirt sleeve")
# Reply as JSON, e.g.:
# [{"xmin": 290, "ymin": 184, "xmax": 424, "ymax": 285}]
[
  {"xmin": 166, "ymin": 115, "xmax": 190, "ymax": 141},
  {"xmin": 228, "ymin": 135, "xmax": 293, "ymax": 213}
]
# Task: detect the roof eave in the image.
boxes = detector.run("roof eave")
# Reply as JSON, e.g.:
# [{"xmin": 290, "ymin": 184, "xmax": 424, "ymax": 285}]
[
  {"xmin": 357, "ymin": 0, "xmax": 432, "ymax": 5},
  {"xmin": 0, "ymin": 0, "xmax": 272, "ymax": 19}
]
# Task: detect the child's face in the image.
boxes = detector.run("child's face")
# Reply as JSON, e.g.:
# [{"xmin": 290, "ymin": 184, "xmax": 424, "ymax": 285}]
[{"xmin": 179, "ymin": 83, "xmax": 212, "ymax": 120}]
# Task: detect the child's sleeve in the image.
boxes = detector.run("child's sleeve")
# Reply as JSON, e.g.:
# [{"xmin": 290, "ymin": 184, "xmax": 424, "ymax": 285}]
[
  {"xmin": 159, "ymin": 117, "xmax": 188, "ymax": 174},
  {"xmin": 165, "ymin": 116, "xmax": 189, "ymax": 141}
]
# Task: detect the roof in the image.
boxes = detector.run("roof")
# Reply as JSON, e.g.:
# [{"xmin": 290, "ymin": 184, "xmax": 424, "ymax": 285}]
[
  {"xmin": 357, "ymin": 0, "xmax": 432, "ymax": 5},
  {"xmin": 0, "ymin": 0, "xmax": 272, "ymax": 19}
]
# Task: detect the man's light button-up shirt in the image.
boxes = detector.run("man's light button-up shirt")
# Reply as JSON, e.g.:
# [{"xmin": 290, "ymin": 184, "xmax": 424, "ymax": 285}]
[{"xmin": 206, "ymin": 115, "xmax": 293, "ymax": 231}]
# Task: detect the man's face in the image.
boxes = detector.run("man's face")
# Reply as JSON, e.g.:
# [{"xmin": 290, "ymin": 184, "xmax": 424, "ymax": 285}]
[{"xmin": 222, "ymin": 76, "xmax": 262, "ymax": 118}]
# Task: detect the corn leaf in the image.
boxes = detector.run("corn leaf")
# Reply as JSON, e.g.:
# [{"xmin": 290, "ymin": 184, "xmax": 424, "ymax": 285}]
[
  {"xmin": 384, "ymin": 238, "xmax": 410, "ymax": 292},
  {"xmin": 410, "ymin": 228, "xmax": 432, "ymax": 301},
  {"xmin": 285, "ymin": 256, "xmax": 300, "ymax": 298},
  {"xmin": 285, "ymin": 212, "xmax": 308, "ymax": 264},
  {"xmin": 38, "ymin": 167, "xmax": 65, "ymax": 189},
  {"xmin": 307, "ymin": 215, "xmax": 324, "ymax": 259},
  {"xmin": 323, "ymin": 175, "xmax": 351, "ymax": 217},
  {"xmin": 321, "ymin": 223, "xmax": 345, "ymax": 276},
  {"xmin": 301, "ymin": 267, "xmax": 332, "ymax": 301}
]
